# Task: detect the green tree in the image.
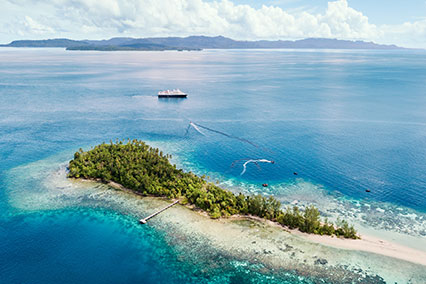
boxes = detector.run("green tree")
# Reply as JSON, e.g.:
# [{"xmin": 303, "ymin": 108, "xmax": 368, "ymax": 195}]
[{"xmin": 67, "ymin": 140, "xmax": 358, "ymax": 239}]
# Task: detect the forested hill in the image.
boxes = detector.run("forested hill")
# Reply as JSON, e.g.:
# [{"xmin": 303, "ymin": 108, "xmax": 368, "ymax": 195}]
[
  {"xmin": 1, "ymin": 36, "xmax": 403, "ymax": 50},
  {"xmin": 68, "ymin": 140, "xmax": 358, "ymax": 239},
  {"xmin": 0, "ymin": 38, "xmax": 199, "ymax": 51}
]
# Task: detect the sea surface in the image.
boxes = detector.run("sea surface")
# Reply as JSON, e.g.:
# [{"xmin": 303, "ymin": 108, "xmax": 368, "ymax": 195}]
[{"xmin": 1, "ymin": 48, "xmax": 425, "ymax": 283}]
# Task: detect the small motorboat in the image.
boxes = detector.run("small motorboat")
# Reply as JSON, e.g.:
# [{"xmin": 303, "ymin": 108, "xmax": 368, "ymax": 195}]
[
  {"xmin": 365, "ymin": 189, "xmax": 371, "ymax": 193},
  {"xmin": 293, "ymin": 172, "xmax": 298, "ymax": 175},
  {"xmin": 262, "ymin": 183, "xmax": 268, "ymax": 187}
]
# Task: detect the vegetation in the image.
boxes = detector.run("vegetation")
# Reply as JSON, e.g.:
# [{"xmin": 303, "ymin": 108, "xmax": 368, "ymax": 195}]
[
  {"xmin": 68, "ymin": 140, "xmax": 358, "ymax": 239},
  {"xmin": 66, "ymin": 45, "xmax": 200, "ymax": 51}
]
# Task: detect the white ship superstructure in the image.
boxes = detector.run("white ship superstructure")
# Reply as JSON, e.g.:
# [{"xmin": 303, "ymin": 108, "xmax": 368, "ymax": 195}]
[{"xmin": 158, "ymin": 89, "xmax": 187, "ymax": 98}]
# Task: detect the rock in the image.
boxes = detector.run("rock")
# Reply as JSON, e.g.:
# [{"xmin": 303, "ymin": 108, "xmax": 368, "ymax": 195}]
[
  {"xmin": 314, "ymin": 258, "xmax": 328, "ymax": 265},
  {"xmin": 263, "ymin": 249, "xmax": 272, "ymax": 254}
]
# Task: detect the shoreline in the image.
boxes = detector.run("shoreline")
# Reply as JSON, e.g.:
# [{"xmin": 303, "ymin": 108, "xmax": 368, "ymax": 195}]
[
  {"xmin": 298, "ymin": 230, "xmax": 426, "ymax": 267},
  {"xmin": 80, "ymin": 178, "xmax": 426, "ymax": 267},
  {"xmin": 9, "ymin": 158, "xmax": 424, "ymax": 283},
  {"xmin": 230, "ymin": 213, "xmax": 426, "ymax": 267}
]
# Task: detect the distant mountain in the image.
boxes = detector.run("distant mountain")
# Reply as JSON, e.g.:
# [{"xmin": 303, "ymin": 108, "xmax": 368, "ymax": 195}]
[
  {"xmin": 1, "ymin": 38, "xmax": 89, "ymax": 48},
  {"xmin": 66, "ymin": 43, "xmax": 199, "ymax": 51},
  {"xmin": 0, "ymin": 36, "xmax": 403, "ymax": 50}
]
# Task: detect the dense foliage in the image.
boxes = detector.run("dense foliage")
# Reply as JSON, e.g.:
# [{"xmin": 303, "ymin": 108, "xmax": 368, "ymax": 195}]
[{"xmin": 68, "ymin": 140, "xmax": 358, "ymax": 239}]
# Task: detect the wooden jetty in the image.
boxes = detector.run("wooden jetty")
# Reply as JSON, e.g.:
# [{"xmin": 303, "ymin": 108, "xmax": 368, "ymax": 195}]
[{"xmin": 139, "ymin": 200, "xmax": 179, "ymax": 224}]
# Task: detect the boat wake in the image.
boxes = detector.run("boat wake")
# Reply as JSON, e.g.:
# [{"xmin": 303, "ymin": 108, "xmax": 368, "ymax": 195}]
[
  {"xmin": 5, "ymin": 153, "xmax": 426, "ymax": 283},
  {"xmin": 186, "ymin": 121, "xmax": 266, "ymax": 151},
  {"xmin": 186, "ymin": 122, "xmax": 206, "ymax": 136},
  {"xmin": 231, "ymin": 158, "xmax": 275, "ymax": 175}
]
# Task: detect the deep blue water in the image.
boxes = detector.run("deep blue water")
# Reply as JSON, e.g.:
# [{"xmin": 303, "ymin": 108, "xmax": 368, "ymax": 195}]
[{"xmin": 1, "ymin": 48, "xmax": 426, "ymax": 283}]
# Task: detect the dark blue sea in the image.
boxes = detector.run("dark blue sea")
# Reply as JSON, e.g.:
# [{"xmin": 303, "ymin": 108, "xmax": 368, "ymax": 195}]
[{"xmin": 1, "ymin": 48, "xmax": 425, "ymax": 283}]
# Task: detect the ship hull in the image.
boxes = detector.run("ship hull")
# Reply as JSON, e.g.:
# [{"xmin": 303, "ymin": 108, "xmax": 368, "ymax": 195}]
[{"xmin": 158, "ymin": 94, "xmax": 187, "ymax": 98}]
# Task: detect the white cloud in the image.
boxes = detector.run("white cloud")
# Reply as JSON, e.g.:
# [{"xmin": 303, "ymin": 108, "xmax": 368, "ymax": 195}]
[
  {"xmin": 319, "ymin": 0, "xmax": 379, "ymax": 39},
  {"xmin": 380, "ymin": 19, "xmax": 426, "ymax": 47},
  {"xmin": 23, "ymin": 16, "xmax": 56, "ymax": 34},
  {"xmin": 1, "ymin": 0, "xmax": 426, "ymax": 47}
]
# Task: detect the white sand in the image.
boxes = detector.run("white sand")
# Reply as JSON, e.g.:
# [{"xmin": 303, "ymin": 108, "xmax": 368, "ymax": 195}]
[
  {"xmin": 6, "ymin": 162, "xmax": 426, "ymax": 283},
  {"xmin": 149, "ymin": 200, "xmax": 426, "ymax": 283},
  {"xmin": 294, "ymin": 229, "xmax": 426, "ymax": 266},
  {"xmin": 105, "ymin": 180, "xmax": 426, "ymax": 268}
]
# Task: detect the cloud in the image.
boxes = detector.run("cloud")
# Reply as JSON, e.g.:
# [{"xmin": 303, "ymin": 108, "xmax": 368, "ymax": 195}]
[
  {"xmin": 23, "ymin": 16, "xmax": 56, "ymax": 35},
  {"xmin": 319, "ymin": 0, "xmax": 379, "ymax": 39},
  {"xmin": 1, "ymin": 0, "xmax": 425, "ymax": 47},
  {"xmin": 381, "ymin": 19, "xmax": 426, "ymax": 47}
]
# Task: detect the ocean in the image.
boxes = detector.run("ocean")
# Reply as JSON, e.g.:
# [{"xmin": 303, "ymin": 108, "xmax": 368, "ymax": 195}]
[{"xmin": 0, "ymin": 48, "xmax": 425, "ymax": 283}]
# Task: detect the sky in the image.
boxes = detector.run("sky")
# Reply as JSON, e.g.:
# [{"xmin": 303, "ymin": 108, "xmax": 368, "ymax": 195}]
[{"xmin": 1, "ymin": 0, "xmax": 426, "ymax": 48}]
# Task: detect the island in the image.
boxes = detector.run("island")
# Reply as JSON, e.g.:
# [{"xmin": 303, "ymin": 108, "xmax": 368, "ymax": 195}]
[
  {"xmin": 67, "ymin": 139, "xmax": 358, "ymax": 239},
  {"xmin": 65, "ymin": 44, "xmax": 200, "ymax": 51},
  {"xmin": 1, "ymin": 36, "xmax": 404, "ymax": 51}
]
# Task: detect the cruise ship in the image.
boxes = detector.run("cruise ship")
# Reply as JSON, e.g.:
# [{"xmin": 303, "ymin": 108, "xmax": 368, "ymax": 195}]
[{"xmin": 158, "ymin": 89, "xmax": 187, "ymax": 98}]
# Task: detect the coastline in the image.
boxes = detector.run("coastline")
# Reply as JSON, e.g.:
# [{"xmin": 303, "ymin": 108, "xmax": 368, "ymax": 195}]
[
  {"xmin": 122, "ymin": 194, "xmax": 426, "ymax": 283},
  {"xmin": 6, "ymin": 158, "xmax": 426, "ymax": 283},
  {"xmin": 294, "ymin": 228, "xmax": 426, "ymax": 267},
  {"xmin": 89, "ymin": 178, "xmax": 426, "ymax": 267}
]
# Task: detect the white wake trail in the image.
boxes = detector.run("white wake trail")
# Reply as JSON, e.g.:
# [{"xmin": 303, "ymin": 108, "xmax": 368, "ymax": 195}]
[
  {"xmin": 240, "ymin": 159, "xmax": 274, "ymax": 175},
  {"xmin": 189, "ymin": 122, "xmax": 205, "ymax": 136}
]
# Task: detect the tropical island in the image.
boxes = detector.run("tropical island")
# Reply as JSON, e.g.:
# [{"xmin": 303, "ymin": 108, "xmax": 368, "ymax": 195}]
[
  {"xmin": 0, "ymin": 36, "xmax": 403, "ymax": 51},
  {"xmin": 68, "ymin": 139, "xmax": 358, "ymax": 239}
]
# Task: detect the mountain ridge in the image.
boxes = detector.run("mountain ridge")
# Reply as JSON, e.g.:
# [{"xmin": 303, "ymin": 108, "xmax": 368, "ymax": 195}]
[{"xmin": 0, "ymin": 35, "xmax": 404, "ymax": 50}]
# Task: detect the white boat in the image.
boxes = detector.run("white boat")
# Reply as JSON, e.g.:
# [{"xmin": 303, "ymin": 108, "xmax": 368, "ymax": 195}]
[{"xmin": 158, "ymin": 89, "xmax": 187, "ymax": 98}]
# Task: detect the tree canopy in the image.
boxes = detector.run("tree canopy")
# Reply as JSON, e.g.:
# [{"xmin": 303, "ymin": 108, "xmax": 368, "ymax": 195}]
[{"xmin": 68, "ymin": 139, "xmax": 358, "ymax": 239}]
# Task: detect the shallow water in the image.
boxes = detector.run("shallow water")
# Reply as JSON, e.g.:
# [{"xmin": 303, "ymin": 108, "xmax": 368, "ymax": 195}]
[{"xmin": 1, "ymin": 48, "xmax": 426, "ymax": 283}]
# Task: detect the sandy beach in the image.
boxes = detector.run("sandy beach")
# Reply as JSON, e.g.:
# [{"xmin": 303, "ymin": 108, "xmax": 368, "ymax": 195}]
[
  {"xmin": 104, "ymin": 179, "xmax": 426, "ymax": 268},
  {"xmin": 148, "ymin": 198, "xmax": 426, "ymax": 283},
  {"xmin": 96, "ymin": 180, "xmax": 426, "ymax": 283},
  {"xmin": 7, "ymin": 163, "xmax": 426, "ymax": 283},
  {"xmin": 298, "ymin": 230, "xmax": 426, "ymax": 267}
]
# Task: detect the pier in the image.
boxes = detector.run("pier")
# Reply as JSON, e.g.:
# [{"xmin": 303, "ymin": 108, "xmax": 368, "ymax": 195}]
[{"xmin": 139, "ymin": 200, "xmax": 179, "ymax": 224}]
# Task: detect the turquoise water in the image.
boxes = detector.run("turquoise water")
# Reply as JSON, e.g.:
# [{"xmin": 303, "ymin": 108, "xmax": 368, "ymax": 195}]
[{"xmin": 1, "ymin": 48, "xmax": 426, "ymax": 283}]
